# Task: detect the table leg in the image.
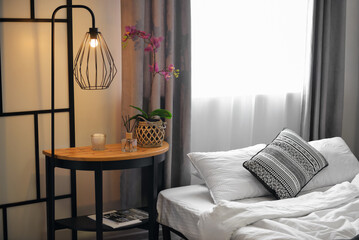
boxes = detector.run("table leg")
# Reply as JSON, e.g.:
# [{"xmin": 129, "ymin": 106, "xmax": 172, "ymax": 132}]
[
  {"xmin": 148, "ymin": 156, "xmax": 159, "ymax": 240},
  {"xmin": 46, "ymin": 156, "xmax": 55, "ymax": 240},
  {"xmin": 95, "ymin": 170, "xmax": 103, "ymax": 240},
  {"xmin": 70, "ymin": 169, "xmax": 77, "ymax": 240}
]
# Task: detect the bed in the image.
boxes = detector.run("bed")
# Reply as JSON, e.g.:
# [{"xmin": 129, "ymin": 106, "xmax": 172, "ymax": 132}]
[{"xmin": 156, "ymin": 129, "xmax": 359, "ymax": 240}]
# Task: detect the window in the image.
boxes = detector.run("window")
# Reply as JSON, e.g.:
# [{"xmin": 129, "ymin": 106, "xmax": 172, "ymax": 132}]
[
  {"xmin": 191, "ymin": 0, "xmax": 313, "ymax": 98},
  {"xmin": 190, "ymin": 0, "xmax": 314, "ymax": 156}
]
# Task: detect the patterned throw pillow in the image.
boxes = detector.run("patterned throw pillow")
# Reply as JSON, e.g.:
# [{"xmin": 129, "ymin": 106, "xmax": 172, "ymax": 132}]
[{"xmin": 243, "ymin": 129, "xmax": 328, "ymax": 199}]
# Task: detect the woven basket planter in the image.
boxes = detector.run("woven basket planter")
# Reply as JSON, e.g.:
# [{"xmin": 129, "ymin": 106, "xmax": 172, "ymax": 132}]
[{"xmin": 135, "ymin": 120, "xmax": 166, "ymax": 147}]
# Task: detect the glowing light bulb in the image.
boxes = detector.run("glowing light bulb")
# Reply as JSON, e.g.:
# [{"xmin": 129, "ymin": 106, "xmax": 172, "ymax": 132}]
[{"xmin": 90, "ymin": 39, "xmax": 98, "ymax": 48}]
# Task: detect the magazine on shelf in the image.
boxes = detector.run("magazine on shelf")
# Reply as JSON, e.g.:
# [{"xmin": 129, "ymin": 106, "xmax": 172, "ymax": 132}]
[{"xmin": 88, "ymin": 208, "xmax": 149, "ymax": 229}]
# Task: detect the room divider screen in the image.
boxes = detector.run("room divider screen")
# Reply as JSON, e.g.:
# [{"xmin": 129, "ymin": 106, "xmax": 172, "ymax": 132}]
[{"xmin": 0, "ymin": 0, "xmax": 76, "ymax": 239}]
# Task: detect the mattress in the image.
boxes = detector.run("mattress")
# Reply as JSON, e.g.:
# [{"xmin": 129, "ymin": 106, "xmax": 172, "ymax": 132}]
[{"xmin": 157, "ymin": 184, "xmax": 332, "ymax": 240}]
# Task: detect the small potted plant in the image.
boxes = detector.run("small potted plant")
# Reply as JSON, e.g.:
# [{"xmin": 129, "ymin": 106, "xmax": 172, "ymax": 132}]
[{"xmin": 128, "ymin": 105, "xmax": 172, "ymax": 147}]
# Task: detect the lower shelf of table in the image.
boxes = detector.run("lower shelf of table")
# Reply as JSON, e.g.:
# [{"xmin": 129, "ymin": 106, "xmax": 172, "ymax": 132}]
[{"xmin": 55, "ymin": 216, "xmax": 149, "ymax": 232}]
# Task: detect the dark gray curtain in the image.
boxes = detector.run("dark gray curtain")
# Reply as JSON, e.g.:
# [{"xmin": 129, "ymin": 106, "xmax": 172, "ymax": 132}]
[
  {"xmin": 301, "ymin": 0, "xmax": 347, "ymax": 141},
  {"xmin": 120, "ymin": 0, "xmax": 191, "ymax": 208}
]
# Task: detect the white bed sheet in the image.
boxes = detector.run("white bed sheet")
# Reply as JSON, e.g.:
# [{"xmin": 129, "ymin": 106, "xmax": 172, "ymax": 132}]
[
  {"xmin": 198, "ymin": 177, "xmax": 359, "ymax": 240},
  {"xmin": 157, "ymin": 184, "xmax": 331, "ymax": 240}
]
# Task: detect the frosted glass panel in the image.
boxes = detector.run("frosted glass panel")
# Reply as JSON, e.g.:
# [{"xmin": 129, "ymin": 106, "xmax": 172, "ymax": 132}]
[
  {"xmin": 0, "ymin": 0, "xmax": 30, "ymax": 18},
  {"xmin": 0, "ymin": 22, "xmax": 68, "ymax": 113},
  {"xmin": 8, "ymin": 203, "xmax": 46, "ymax": 240},
  {"xmin": 0, "ymin": 0, "xmax": 67, "ymax": 19},
  {"xmin": 35, "ymin": 0, "xmax": 67, "ymax": 19},
  {"xmin": 0, "ymin": 115, "xmax": 36, "ymax": 204}
]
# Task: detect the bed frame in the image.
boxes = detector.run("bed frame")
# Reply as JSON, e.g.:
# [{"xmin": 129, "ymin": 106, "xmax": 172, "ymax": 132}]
[{"xmin": 161, "ymin": 224, "xmax": 188, "ymax": 240}]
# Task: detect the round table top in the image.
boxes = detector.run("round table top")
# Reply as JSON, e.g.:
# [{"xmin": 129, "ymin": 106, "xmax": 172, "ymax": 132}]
[{"xmin": 43, "ymin": 142, "xmax": 169, "ymax": 162}]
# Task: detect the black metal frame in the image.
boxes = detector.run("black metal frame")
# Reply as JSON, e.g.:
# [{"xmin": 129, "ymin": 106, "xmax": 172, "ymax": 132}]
[{"xmin": 0, "ymin": 1, "xmax": 76, "ymax": 239}]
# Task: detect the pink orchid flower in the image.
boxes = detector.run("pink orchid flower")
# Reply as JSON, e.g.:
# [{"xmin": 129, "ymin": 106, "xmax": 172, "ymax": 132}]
[
  {"xmin": 123, "ymin": 26, "xmax": 179, "ymax": 81},
  {"xmin": 125, "ymin": 26, "xmax": 137, "ymax": 36},
  {"xmin": 168, "ymin": 64, "xmax": 175, "ymax": 72},
  {"xmin": 149, "ymin": 63, "xmax": 159, "ymax": 72},
  {"xmin": 164, "ymin": 72, "xmax": 171, "ymax": 80},
  {"xmin": 138, "ymin": 31, "xmax": 150, "ymax": 39},
  {"xmin": 144, "ymin": 44, "xmax": 153, "ymax": 52},
  {"xmin": 151, "ymin": 36, "xmax": 164, "ymax": 50}
]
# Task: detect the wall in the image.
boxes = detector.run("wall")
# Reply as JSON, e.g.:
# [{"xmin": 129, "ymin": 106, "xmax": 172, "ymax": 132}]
[
  {"xmin": 0, "ymin": 0, "xmax": 123, "ymax": 239},
  {"xmin": 343, "ymin": 0, "xmax": 359, "ymax": 157}
]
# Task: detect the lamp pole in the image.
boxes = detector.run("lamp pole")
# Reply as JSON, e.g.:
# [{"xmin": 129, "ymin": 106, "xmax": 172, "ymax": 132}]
[{"xmin": 48, "ymin": 5, "xmax": 98, "ymax": 240}]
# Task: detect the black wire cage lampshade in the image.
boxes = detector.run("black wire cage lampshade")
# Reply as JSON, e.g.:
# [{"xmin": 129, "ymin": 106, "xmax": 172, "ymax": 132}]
[{"xmin": 73, "ymin": 27, "xmax": 117, "ymax": 90}]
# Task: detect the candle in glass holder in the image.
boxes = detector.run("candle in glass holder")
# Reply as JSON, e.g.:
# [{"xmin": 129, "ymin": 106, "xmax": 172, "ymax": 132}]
[{"xmin": 91, "ymin": 133, "xmax": 106, "ymax": 150}]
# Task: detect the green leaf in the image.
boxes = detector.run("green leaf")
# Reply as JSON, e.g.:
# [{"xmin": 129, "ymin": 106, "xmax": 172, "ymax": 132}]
[
  {"xmin": 128, "ymin": 114, "xmax": 143, "ymax": 121},
  {"xmin": 122, "ymin": 41, "xmax": 128, "ymax": 48},
  {"xmin": 129, "ymin": 105, "xmax": 148, "ymax": 119},
  {"xmin": 149, "ymin": 109, "xmax": 172, "ymax": 119}
]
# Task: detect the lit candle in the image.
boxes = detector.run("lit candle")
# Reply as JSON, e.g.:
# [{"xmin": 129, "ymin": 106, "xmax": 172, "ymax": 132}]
[{"xmin": 91, "ymin": 133, "xmax": 106, "ymax": 150}]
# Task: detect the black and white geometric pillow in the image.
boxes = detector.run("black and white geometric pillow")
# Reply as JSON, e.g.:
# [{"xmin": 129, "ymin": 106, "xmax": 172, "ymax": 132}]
[{"xmin": 243, "ymin": 129, "xmax": 328, "ymax": 199}]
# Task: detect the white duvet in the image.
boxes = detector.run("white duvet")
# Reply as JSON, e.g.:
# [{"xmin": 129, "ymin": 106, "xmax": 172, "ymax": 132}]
[{"xmin": 198, "ymin": 174, "xmax": 359, "ymax": 240}]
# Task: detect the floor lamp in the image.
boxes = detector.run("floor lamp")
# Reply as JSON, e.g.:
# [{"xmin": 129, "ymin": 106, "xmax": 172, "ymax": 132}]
[{"xmin": 48, "ymin": 4, "xmax": 117, "ymax": 239}]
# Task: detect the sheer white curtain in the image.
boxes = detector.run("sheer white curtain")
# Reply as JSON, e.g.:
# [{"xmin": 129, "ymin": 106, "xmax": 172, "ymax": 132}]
[{"xmin": 191, "ymin": 0, "xmax": 314, "ymax": 156}]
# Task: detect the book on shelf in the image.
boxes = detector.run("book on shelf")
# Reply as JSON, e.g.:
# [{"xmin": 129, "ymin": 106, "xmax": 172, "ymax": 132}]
[{"xmin": 88, "ymin": 208, "xmax": 149, "ymax": 229}]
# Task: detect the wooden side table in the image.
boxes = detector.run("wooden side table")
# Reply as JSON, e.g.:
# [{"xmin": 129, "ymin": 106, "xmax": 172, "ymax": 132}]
[{"xmin": 43, "ymin": 142, "xmax": 169, "ymax": 240}]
